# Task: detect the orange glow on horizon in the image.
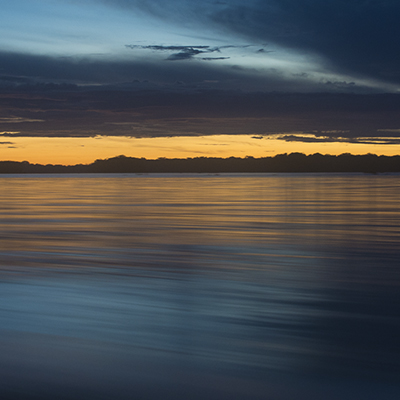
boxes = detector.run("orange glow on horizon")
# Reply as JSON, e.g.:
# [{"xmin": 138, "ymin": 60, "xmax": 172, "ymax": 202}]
[{"xmin": 1, "ymin": 135, "xmax": 400, "ymax": 165}]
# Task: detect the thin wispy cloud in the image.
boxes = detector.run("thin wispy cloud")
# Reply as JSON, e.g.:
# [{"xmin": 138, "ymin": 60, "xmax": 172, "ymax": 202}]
[
  {"xmin": 125, "ymin": 44, "xmax": 249, "ymax": 61},
  {"xmin": 0, "ymin": 117, "xmax": 45, "ymax": 123},
  {"xmin": 0, "ymin": 132, "xmax": 20, "ymax": 136},
  {"xmin": 201, "ymin": 57, "xmax": 230, "ymax": 61},
  {"xmin": 277, "ymin": 134, "xmax": 400, "ymax": 145}
]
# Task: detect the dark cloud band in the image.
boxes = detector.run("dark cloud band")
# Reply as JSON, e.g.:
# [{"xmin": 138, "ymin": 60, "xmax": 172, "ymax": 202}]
[{"xmin": 1, "ymin": 88, "xmax": 400, "ymax": 142}]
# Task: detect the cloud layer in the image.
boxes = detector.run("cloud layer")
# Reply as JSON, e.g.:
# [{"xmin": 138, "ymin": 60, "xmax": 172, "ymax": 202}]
[
  {"xmin": 2, "ymin": 1, "xmax": 400, "ymax": 92},
  {"xmin": 1, "ymin": 86, "xmax": 400, "ymax": 144},
  {"xmin": 113, "ymin": 0, "xmax": 400, "ymax": 86}
]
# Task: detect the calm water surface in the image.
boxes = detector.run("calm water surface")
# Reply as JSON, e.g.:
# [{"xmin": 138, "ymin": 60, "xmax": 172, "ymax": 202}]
[{"xmin": 0, "ymin": 173, "xmax": 399, "ymax": 399}]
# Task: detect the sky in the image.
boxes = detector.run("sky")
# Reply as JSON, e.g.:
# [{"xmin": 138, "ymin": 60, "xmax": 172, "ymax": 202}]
[{"xmin": 1, "ymin": 0, "xmax": 400, "ymax": 164}]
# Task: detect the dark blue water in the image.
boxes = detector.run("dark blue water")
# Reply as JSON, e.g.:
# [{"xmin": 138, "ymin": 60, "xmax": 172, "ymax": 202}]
[{"xmin": 0, "ymin": 173, "xmax": 399, "ymax": 399}]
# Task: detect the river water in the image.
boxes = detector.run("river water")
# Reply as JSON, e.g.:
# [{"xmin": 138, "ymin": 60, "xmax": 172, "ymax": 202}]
[{"xmin": 0, "ymin": 173, "xmax": 399, "ymax": 399}]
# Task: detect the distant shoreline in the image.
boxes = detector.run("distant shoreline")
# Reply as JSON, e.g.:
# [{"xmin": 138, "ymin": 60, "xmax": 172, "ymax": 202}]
[{"xmin": 1, "ymin": 153, "xmax": 400, "ymax": 173}]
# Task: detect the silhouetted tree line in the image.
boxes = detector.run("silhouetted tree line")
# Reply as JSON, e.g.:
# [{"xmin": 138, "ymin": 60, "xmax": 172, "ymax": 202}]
[{"xmin": 1, "ymin": 153, "xmax": 400, "ymax": 173}]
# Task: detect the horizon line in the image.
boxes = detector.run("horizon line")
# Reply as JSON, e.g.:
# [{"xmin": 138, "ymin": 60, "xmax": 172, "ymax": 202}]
[{"xmin": 2, "ymin": 152, "xmax": 400, "ymax": 167}]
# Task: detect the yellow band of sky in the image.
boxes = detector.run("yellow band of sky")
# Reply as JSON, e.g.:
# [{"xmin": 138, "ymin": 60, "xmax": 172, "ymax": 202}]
[{"xmin": 1, "ymin": 135, "xmax": 399, "ymax": 165}]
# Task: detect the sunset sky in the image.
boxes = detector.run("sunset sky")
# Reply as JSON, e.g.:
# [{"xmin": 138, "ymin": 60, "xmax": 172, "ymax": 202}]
[{"xmin": 1, "ymin": 0, "xmax": 400, "ymax": 164}]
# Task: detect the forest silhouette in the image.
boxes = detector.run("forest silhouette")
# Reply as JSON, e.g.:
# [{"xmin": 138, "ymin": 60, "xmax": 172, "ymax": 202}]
[{"xmin": 1, "ymin": 153, "xmax": 400, "ymax": 173}]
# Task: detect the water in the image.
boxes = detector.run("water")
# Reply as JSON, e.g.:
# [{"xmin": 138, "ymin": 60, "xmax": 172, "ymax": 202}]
[{"xmin": 0, "ymin": 173, "xmax": 399, "ymax": 399}]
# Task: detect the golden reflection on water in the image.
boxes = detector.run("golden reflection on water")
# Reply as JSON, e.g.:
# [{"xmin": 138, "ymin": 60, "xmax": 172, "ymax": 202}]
[
  {"xmin": 0, "ymin": 173, "xmax": 400, "ymax": 399},
  {"xmin": 1, "ymin": 173, "xmax": 399, "ymax": 274}
]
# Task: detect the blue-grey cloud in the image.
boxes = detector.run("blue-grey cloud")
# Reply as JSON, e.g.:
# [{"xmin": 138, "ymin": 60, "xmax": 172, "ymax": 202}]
[
  {"xmin": 106, "ymin": 0, "xmax": 400, "ymax": 85},
  {"xmin": 0, "ymin": 50, "xmax": 352, "ymax": 92},
  {"xmin": 0, "ymin": 50, "xmax": 238, "ymax": 85},
  {"xmin": 208, "ymin": 0, "xmax": 400, "ymax": 85}
]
